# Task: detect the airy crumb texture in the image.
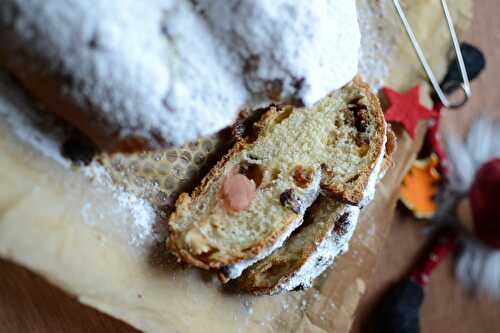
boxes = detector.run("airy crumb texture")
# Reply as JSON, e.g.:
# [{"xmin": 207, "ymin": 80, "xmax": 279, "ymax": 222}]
[{"xmin": 167, "ymin": 77, "xmax": 386, "ymax": 270}]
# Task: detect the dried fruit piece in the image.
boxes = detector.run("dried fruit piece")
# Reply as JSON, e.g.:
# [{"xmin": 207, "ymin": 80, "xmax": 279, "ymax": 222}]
[
  {"xmin": 279, "ymin": 189, "xmax": 301, "ymax": 214},
  {"xmin": 220, "ymin": 174, "xmax": 257, "ymax": 212},
  {"xmin": 354, "ymin": 108, "xmax": 369, "ymax": 132},
  {"xmin": 292, "ymin": 165, "xmax": 315, "ymax": 188}
]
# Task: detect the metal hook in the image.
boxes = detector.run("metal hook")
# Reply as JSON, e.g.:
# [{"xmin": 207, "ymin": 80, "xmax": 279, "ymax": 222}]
[{"xmin": 393, "ymin": 0, "xmax": 471, "ymax": 109}]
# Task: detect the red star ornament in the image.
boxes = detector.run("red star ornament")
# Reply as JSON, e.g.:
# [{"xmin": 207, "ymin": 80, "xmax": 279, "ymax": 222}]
[{"xmin": 382, "ymin": 85, "xmax": 436, "ymax": 139}]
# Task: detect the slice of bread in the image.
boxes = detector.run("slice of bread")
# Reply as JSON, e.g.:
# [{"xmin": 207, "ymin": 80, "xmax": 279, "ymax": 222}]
[
  {"xmin": 220, "ymin": 127, "xmax": 396, "ymax": 282},
  {"xmin": 234, "ymin": 129, "xmax": 395, "ymax": 294},
  {"xmin": 167, "ymin": 77, "xmax": 386, "ymax": 270},
  {"xmin": 236, "ymin": 198, "xmax": 360, "ymax": 295}
]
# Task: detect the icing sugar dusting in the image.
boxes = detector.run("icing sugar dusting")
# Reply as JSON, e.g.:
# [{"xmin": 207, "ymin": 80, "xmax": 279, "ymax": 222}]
[
  {"xmin": 81, "ymin": 162, "xmax": 161, "ymax": 249},
  {"xmin": 196, "ymin": 0, "xmax": 361, "ymax": 106},
  {"xmin": 1, "ymin": 0, "xmax": 361, "ymax": 146},
  {"xmin": 1, "ymin": 0, "xmax": 246, "ymax": 146}
]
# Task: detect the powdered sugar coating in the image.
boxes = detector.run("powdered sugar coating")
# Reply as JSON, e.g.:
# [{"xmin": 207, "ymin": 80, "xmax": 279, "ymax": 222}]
[
  {"xmin": 0, "ymin": 0, "xmax": 246, "ymax": 146},
  {"xmin": 0, "ymin": 0, "xmax": 360, "ymax": 147},
  {"xmin": 196, "ymin": 0, "xmax": 361, "ymax": 106},
  {"xmin": 357, "ymin": 0, "xmax": 395, "ymax": 90}
]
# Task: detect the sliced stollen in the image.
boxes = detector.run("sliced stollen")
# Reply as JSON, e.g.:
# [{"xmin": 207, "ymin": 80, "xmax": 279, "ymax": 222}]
[
  {"xmin": 167, "ymin": 77, "xmax": 386, "ymax": 272},
  {"xmin": 235, "ymin": 130, "xmax": 396, "ymax": 294}
]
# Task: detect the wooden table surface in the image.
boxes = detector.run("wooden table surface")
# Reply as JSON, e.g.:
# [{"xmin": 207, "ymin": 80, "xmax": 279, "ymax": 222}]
[
  {"xmin": 1, "ymin": 1, "xmax": 500, "ymax": 332},
  {"xmin": 352, "ymin": 1, "xmax": 500, "ymax": 332}
]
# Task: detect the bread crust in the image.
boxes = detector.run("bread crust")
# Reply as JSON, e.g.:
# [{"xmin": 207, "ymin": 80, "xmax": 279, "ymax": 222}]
[
  {"xmin": 381, "ymin": 126, "xmax": 397, "ymax": 174},
  {"xmin": 168, "ymin": 207, "xmax": 299, "ymax": 269}
]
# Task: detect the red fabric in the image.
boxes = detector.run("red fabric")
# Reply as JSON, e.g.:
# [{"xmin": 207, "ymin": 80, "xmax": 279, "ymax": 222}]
[
  {"xmin": 382, "ymin": 86, "xmax": 437, "ymax": 139},
  {"xmin": 470, "ymin": 159, "xmax": 500, "ymax": 249},
  {"xmin": 410, "ymin": 231, "xmax": 459, "ymax": 286},
  {"xmin": 426, "ymin": 101, "xmax": 450, "ymax": 175}
]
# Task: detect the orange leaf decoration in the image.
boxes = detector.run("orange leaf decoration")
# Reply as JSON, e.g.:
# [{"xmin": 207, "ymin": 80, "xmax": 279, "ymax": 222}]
[{"xmin": 400, "ymin": 153, "xmax": 441, "ymax": 219}]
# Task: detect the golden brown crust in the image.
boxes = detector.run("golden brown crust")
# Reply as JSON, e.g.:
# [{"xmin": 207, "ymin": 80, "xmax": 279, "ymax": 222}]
[
  {"xmin": 190, "ymin": 141, "xmax": 247, "ymax": 201},
  {"xmin": 381, "ymin": 126, "xmax": 397, "ymax": 173}
]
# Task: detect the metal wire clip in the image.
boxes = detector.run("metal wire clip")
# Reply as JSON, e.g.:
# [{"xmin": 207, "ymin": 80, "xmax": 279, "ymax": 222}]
[{"xmin": 393, "ymin": 0, "xmax": 471, "ymax": 108}]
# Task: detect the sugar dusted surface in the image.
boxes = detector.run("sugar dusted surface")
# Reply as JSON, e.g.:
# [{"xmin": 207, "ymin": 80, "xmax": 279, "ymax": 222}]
[
  {"xmin": 81, "ymin": 162, "xmax": 163, "ymax": 250},
  {"xmin": 1, "ymin": 0, "xmax": 246, "ymax": 146},
  {"xmin": 277, "ymin": 205, "xmax": 361, "ymax": 294},
  {"xmin": 196, "ymin": 0, "xmax": 361, "ymax": 106},
  {"xmin": 1, "ymin": 0, "xmax": 361, "ymax": 145}
]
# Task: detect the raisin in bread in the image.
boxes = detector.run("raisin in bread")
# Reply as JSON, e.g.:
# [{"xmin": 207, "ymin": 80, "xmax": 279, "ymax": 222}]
[
  {"xmin": 234, "ymin": 131, "xmax": 396, "ymax": 294},
  {"xmin": 167, "ymin": 77, "xmax": 386, "ymax": 272}
]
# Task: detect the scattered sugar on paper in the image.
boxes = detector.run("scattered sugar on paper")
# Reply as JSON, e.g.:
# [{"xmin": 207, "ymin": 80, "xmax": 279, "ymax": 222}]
[
  {"xmin": 0, "ymin": 72, "xmax": 161, "ymax": 251},
  {"xmin": 81, "ymin": 161, "xmax": 161, "ymax": 250}
]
